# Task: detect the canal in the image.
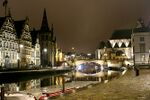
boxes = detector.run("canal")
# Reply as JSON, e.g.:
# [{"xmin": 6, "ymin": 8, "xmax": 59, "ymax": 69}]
[{"xmin": 0, "ymin": 63, "xmax": 126, "ymax": 100}]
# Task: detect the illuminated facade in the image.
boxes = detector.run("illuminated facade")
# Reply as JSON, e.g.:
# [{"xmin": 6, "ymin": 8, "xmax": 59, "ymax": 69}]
[
  {"xmin": 96, "ymin": 29, "xmax": 133, "ymax": 60},
  {"xmin": 14, "ymin": 17, "xmax": 32, "ymax": 68},
  {"xmin": 109, "ymin": 29, "xmax": 133, "ymax": 60},
  {"xmin": 55, "ymin": 48, "xmax": 64, "ymax": 62},
  {"xmin": 132, "ymin": 19, "xmax": 150, "ymax": 65},
  {"xmin": 0, "ymin": 16, "xmax": 18, "ymax": 68}
]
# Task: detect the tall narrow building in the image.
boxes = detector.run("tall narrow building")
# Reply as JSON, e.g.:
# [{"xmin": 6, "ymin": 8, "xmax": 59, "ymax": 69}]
[
  {"xmin": 39, "ymin": 9, "xmax": 56, "ymax": 67},
  {"xmin": 0, "ymin": 16, "xmax": 18, "ymax": 68},
  {"xmin": 14, "ymin": 17, "xmax": 32, "ymax": 68}
]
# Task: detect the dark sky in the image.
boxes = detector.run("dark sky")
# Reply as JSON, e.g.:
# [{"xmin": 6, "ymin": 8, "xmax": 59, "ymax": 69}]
[{"xmin": 0, "ymin": 0, "xmax": 150, "ymax": 53}]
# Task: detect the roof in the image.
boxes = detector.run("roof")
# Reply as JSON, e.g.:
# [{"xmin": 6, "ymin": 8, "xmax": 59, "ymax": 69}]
[
  {"xmin": 0, "ymin": 17, "xmax": 6, "ymax": 28},
  {"xmin": 133, "ymin": 27, "xmax": 150, "ymax": 33},
  {"xmin": 110, "ymin": 29, "xmax": 132, "ymax": 39},
  {"xmin": 14, "ymin": 20, "xmax": 25, "ymax": 38},
  {"xmin": 31, "ymin": 29, "xmax": 39, "ymax": 46}
]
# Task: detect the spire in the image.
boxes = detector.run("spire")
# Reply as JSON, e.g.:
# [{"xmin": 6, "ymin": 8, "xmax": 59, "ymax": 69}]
[
  {"xmin": 8, "ymin": 8, "xmax": 11, "ymax": 17},
  {"xmin": 3, "ymin": 0, "xmax": 8, "ymax": 17},
  {"xmin": 40, "ymin": 8, "xmax": 49, "ymax": 32}
]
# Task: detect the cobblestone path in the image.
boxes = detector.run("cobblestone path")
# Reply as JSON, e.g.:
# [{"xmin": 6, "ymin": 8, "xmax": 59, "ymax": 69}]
[{"xmin": 55, "ymin": 69, "xmax": 150, "ymax": 100}]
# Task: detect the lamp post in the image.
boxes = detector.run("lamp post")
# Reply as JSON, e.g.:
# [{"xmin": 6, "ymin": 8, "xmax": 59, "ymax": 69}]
[{"xmin": 18, "ymin": 44, "xmax": 23, "ymax": 69}]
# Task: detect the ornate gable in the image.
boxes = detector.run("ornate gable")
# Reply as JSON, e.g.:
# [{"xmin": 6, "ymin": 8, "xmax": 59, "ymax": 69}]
[
  {"xmin": 21, "ymin": 18, "xmax": 32, "ymax": 42},
  {"xmin": 0, "ymin": 16, "xmax": 17, "ymax": 41}
]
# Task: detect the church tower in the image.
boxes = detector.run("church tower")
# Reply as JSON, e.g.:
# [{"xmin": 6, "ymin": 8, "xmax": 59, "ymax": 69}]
[
  {"xmin": 39, "ymin": 9, "xmax": 56, "ymax": 67},
  {"xmin": 40, "ymin": 9, "xmax": 49, "ymax": 32}
]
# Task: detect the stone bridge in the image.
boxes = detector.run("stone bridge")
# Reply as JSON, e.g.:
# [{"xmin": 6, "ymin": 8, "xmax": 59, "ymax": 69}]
[
  {"xmin": 75, "ymin": 59, "xmax": 125, "ymax": 67},
  {"xmin": 75, "ymin": 60, "xmax": 105, "ymax": 67}
]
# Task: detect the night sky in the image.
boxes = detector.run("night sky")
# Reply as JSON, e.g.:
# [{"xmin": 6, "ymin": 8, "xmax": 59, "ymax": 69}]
[{"xmin": 0, "ymin": 0, "xmax": 150, "ymax": 53}]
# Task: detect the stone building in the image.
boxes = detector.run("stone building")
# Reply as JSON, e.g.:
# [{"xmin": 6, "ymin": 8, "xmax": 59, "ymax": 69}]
[
  {"xmin": 39, "ymin": 9, "xmax": 56, "ymax": 67},
  {"xmin": 95, "ymin": 29, "xmax": 133, "ymax": 60},
  {"xmin": 0, "ymin": 15, "xmax": 18, "ymax": 68},
  {"xmin": 132, "ymin": 19, "xmax": 150, "ymax": 65},
  {"xmin": 109, "ymin": 29, "xmax": 133, "ymax": 60},
  {"xmin": 30, "ymin": 29, "xmax": 41, "ymax": 67},
  {"xmin": 14, "ymin": 17, "xmax": 32, "ymax": 68}
]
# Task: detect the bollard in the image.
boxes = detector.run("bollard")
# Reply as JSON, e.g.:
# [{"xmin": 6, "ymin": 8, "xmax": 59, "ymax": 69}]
[
  {"xmin": 134, "ymin": 67, "xmax": 139, "ymax": 76},
  {"xmin": 136, "ymin": 69, "xmax": 139, "ymax": 76},
  {"xmin": 62, "ymin": 76, "xmax": 65, "ymax": 93}
]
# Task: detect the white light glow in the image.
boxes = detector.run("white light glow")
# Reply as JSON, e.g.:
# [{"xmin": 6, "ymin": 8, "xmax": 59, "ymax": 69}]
[
  {"xmin": 43, "ymin": 48, "xmax": 47, "ymax": 52},
  {"xmin": 87, "ymin": 53, "xmax": 91, "ymax": 56},
  {"xmin": 71, "ymin": 54, "xmax": 75, "ymax": 57},
  {"xmin": 20, "ymin": 44, "xmax": 23, "ymax": 48}
]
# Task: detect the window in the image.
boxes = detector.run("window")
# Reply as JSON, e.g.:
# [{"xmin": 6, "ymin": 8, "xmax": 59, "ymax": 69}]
[
  {"xmin": 140, "ymin": 37, "xmax": 144, "ymax": 42},
  {"xmin": 36, "ymin": 51, "xmax": 39, "ymax": 57},
  {"xmin": 139, "ymin": 43, "xmax": 145, "ymax": 52}
]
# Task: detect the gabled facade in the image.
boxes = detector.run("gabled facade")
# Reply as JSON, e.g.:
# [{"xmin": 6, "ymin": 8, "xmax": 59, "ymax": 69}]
[
  {"xmin": 14, "ymin": 17, "xmax": 32, "ymax": 68},
  {"xmin": 0, "ymin": 16, "xmax": 18, "ymax": 68},
  {"xmin": 95, "ymin": 29, "xmax": 133, "ymax": 60},
  {"xmin": 39, "ymin": 9, "xmax": 56, "ymax": 67},
  {"xmin": 132, "ymin": 19, "xmax": 150, "ymax": 65},
  {"xmin": 109, "ymin": 29, "xmax": 133, "ymax": 59}
]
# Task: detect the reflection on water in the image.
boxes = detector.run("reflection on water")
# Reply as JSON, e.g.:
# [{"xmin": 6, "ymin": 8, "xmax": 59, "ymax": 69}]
[
  {"xmin": 0, "ymin": 63, "xmax": 126, "ymax": 99},
  {"xmin": 2, "ymin": 76, "xmax": 64, "ymax": 92}
]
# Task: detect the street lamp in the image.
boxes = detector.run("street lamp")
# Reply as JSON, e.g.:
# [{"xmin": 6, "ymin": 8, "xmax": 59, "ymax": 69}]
[
  {"xmin": 43, "ymin": 48, "xmax": 47, "ymax": 67},
  {"xmin": 18, "ymin": 44, "xmax": 23, "ymax": 69},
  {"xmin": 44, "ymin": 48, "xmax": 47, "ymax": 52}
]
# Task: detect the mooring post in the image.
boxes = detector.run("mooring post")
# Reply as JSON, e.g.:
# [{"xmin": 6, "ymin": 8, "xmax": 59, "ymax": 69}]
[
  {"xmin": 62, "ymin": 76, "xmax": 65, "ymax": 93},
  {"xmin": 1, "ymin": 84, "xmax": 5, "ymax": 100}
]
